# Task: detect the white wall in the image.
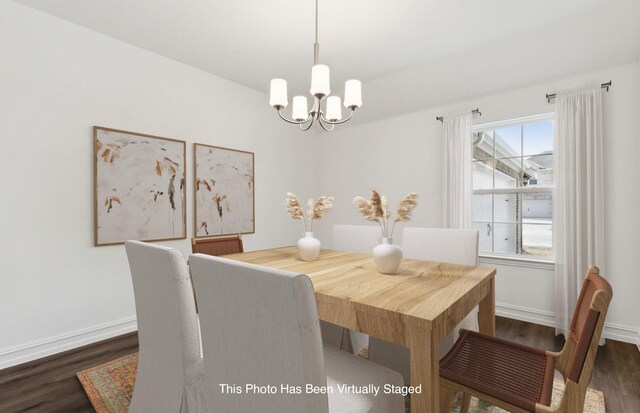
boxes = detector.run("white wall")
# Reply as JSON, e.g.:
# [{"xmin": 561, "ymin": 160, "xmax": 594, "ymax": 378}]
[
  {"xmin": 1, "ymin": 2, "xmax": 638, "ymax": 369},
  {"xmin": 316, "ymin": 62, "xmax": 640, "ymax": 346},
  {"xmin": 0, "ymin": 2, "xmax": 316, "ymax": 367}
]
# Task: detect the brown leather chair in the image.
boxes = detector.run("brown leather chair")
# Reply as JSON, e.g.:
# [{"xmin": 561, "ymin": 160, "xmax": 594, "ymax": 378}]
[
  {"xmin": 191, "ymin": 235, "xmax": 243, "ymax": 256},
  {"xmin": 439, "ymin": 266, "xmax": 612, "ymax": 413}
]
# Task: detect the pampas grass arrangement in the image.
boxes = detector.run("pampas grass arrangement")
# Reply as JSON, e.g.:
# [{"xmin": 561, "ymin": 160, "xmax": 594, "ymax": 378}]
[
  {"xmin": 285, "ymin": 193, "xmax": 334, "ymax": 232},
  {"xmin": 353, "ymin": 190, "xmax": 418, "ymax": 238}
]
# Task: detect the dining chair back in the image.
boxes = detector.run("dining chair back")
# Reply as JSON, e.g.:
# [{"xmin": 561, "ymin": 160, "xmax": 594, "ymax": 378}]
[
  {"xmin": 402, "ymin": 227, "xmax": 479, "ymax": 265},
  {"xmin": 189, "ymin": 254, "xmax": 328, "ymax": 412},
  {"xmin": 439, "ymin": 267, "xmax": 612, "ymax": 413},
  {"xmin": 368, "ymin": 227, "xmax": 479, "ymax": 384},
  {"xmin": 125, "ymin": 241, "xmax": 203, "ymax": 413},
  {"xmin": 191, "ymin": 234, "xmax": 243, "ymax": 256},
  {"xmin": 189, "ymin": 253, "xmax": 405, "ymax": 413},
  {"xmin": 332, "ymin": 224, "xmax": 381, "ymax": 253}
]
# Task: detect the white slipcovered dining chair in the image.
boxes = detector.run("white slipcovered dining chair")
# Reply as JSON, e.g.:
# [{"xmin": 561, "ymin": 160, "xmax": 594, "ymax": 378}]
[
  {"xmin": 189, "ymin": 253, "xmax": 404, "ymax": 413},
  {"xmin": 368, "ymin": 227, "xmax": 479, "ymax": 385},
  {"xmin": 326, "ymin": 225, "xmax": 382, "ymax": 353},
  {"xmin": 125, "ymin": 241, "xmax": 204, "ymax": 413}
]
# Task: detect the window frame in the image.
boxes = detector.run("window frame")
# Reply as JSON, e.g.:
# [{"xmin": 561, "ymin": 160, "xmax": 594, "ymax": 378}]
[{"xmin": 471, "ymin": 113, "xmax": 555, "ymax": 263}]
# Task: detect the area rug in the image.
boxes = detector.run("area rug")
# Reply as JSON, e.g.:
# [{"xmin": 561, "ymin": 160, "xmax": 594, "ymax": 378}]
[
  {"xmin": 449, "ymin": 379, "xmax": 606, "ymax": 413},
  {"xmin": 77, "ymin": 353, "xmax": 137, "ymax": 413},
  {"xmin": 78, "ymin": 352, "xmax": 605, "ymax": 413}
]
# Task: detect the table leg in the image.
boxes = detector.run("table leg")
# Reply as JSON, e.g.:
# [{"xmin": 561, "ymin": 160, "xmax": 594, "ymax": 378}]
[
  {"xmin": 409, "ymin": 325, "xmax": 439, "ymax": 413},
  {"xmin": 478, "ymin": 276, "xmax": 496, "ymax": 336}
]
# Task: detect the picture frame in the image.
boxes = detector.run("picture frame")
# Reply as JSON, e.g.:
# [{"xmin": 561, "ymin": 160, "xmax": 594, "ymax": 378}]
[
  {"xmin": 93, "ymin": 126, "xmax": 187, "ymax": 246},
  {"xmin": 193, "ymin": 143, "xmax": 255, "ymax": 238}
]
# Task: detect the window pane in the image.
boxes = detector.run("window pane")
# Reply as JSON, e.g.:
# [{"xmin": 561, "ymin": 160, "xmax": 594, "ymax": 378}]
[
  {"xmin": 522, "ymin": 222, "xmax": 553, "ymax": 257},
  {"xmin": 493, "ymin": 223, "xmax": 518, "ymax": 254},
  {"xmin": 524, "ymin": 154, "xmax": 553, "ymax": 187},
  {"xmin": 472, "ymin": 160, "xmax": 495, "ymax": 190},
  {"xmin": 473, "ymin": 222, "xmax": 492, "ymax": 253},
  {"xmin": 522, "ymin": 193, "xmax": 553, "ymax": 257},
  {"xmin": 494, "ymin": 193, "xmax": 518, "ymax": 223},
  {"xmin": 494, "ymin": 125, "xmax": 522, "ymax": 157},
  {"xmin": 523, "ymin": 120, "xmax": 553, "ymax": 156},
  {"xmin": 472, "ymin": 194, "xmax": 492, "ymax": 222},
  {"xmin": 522, "ymin": 192, "xmax": 552, "ymax": 219},
  {"xmin": 473, "ymin": 131, "xmax": 494, "ymax": 160},
  {"xmin": 494, "ymin": 158, "xmax": 522, "ymax": 188}
]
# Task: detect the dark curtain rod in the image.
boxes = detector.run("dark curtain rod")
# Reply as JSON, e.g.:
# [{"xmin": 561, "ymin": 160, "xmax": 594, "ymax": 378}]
[
  {"xmin": 436, "ymin": 108, "xmax": 481, "ymax": 122},
  {"xmin": 546, "ymin": 81, "xmax": 612, "ymax": 103}
]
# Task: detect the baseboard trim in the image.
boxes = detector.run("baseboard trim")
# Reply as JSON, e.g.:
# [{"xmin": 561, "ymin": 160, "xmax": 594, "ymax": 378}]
[
  {"xmin": 602, "ymin": 322, "xmax": 640, "ymax": 348},
  {"xmin": 2, "ymin": 304, "xmax": 638, "ymax": 369},
  {"xmin": 0, "ymin": 316, "xmax": 137, "ymax": 369},
  {"xmin": 496, "ymin": 301, "xmax": 556, "ymax": 327},
  {"xmin": 496, "ymin": 301, "xmax": 640, "ymax": 349}
]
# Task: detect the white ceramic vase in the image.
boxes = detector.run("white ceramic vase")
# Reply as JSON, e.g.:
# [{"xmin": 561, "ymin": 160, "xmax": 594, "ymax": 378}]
[
  {"xmin": 298, "ymin": 231, "xmax": 321, "ymax": 261},
  {"xmin": 373, "ymin": 237, "xmax": 403, "ymax": 275}
]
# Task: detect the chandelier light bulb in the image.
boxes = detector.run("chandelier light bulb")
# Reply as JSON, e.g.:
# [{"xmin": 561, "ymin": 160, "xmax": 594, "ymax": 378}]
[
  {"xmin": 292, "ymin": 96, "xmax": 309, "ymax": 121},
  {"xmin": 269, "ymin": 79, "xmax": 288, "ymax": 108},
  {"xmin": 344, "ymin": 79, "xmax": 362, "ymax": 109},
  {"xmin": 310, "ymin": 65, "xmax": 331, "ymax": 98},
  {"xmin": 325, "ymin": 96, "xmax": 342, "ymax": 121}
]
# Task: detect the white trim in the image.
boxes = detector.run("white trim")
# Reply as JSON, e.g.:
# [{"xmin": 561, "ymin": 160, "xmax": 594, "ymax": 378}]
[
  {"xmin": 0, "ymin": 316, "xmax": 137, "ymax": 370},
  {"xmin": 480, "ymin": 254, "xmax": 555, "ymax": 270},
  {"xmin": 473, "ymin": 187, "xmax": 553, "ymax": 195},
  {"xmin": 496, "ymin": 301, "xmax": 556, "ymax": 327},
  {"xmin": 602, "ymin": 322, "xmax": 640, "ymax": 349},
  {"xmin": 496, "ymin": 302, "xmax": 640, "ymax": 350},
  {"xmin": 473, "ymin": 113, "xmax": 555, "ymax": 130}
]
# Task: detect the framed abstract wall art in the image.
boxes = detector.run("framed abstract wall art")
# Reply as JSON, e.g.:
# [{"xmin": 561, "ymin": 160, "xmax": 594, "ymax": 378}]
[
  {"xmin": 194, "ymin": 143, "xmax": 255, "ymax": 238},
  {"xmin": 93, "ymin": 126, "xmax": 186, "ymax": 246}
]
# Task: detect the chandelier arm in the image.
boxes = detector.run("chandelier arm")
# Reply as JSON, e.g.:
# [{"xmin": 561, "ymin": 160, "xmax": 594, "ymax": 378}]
[
  {"xmin": 317, "ymin": 117, "xmax": 335, "ymax": 132},
  {"xmin": 277, "ymin": 108, "xmax": 311, "ymax": 125},
  {"xmin": 299, "ymin": 117, "xmax": 315, "ymax": 131},
  {"xmin": 319, "ymin": 108, "xmax": 356, "ymax": 125}
]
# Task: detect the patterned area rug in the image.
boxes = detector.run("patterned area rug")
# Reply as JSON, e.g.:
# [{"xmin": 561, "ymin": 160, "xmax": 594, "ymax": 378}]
[
  {"xmin": 77, "ymin": 353, "xmax": 137, "ymax": 413},
  {"xmin": 448, "ymin": 379, "xmax": 605, "ymax": 413},
  {"xmin": 78, "ymin": 352, "xmax": 605, "ymax": 413}
]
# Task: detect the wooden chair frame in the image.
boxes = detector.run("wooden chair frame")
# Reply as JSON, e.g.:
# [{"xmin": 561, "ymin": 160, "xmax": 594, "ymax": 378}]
[
  {"xmin": 191, "ymin": 234, "xmax": 243, "ymax": 256},
  {"xmin": 440, "ymin": 266, "xmax": 612, "ymax": 413}
]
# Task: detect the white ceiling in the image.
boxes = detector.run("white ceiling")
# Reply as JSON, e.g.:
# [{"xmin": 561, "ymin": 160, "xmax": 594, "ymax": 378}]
[{"xmin": 13, "ymin": 0, "xmax": 640, "ymax": 122}]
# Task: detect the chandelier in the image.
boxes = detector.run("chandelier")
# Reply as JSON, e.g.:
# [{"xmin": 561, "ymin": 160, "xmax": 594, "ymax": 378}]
[{"xmin": 269, "ymin": 0, "xmax": 362, "ymax": 131}]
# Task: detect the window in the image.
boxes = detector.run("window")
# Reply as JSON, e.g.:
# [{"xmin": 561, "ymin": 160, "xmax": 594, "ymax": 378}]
[{"xmin": 472, "ymin": 115, "xmax": 554, "ymax": 258}]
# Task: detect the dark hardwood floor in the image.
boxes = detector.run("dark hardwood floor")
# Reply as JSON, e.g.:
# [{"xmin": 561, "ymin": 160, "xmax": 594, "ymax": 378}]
[
  {"xmin": 0, "ymin": 332, "xmax": 138, "ymax": 413},
  {"xmin": 0, "ymin": 318, "xmax": 638, "ymax": 412}
]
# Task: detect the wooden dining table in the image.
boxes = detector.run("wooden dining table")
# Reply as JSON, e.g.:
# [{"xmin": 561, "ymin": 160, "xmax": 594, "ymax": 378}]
[{"xmin": 225, "ymin": 246, "xmax": 496, "ymax": 413}]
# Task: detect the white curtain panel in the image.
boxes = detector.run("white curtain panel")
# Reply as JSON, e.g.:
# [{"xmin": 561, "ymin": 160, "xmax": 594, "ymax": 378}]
[
  {"xmin": 441, "ymin": 113, "xmax": 479, "ymax": 343},
  {"xmin": 443, "ymin": 113, "xmax": 473, "ymax": 229},
  {"xmin": 554, "ymin": 87, "xmax": 605, "ymax": 341}
]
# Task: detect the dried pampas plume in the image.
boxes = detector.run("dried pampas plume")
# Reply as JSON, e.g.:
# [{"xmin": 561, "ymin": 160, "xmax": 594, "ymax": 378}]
[
  {"xmin": 395, "ymin": 192, "xmax": 418, "ymax": 223},
  {"xmin": 353, "ymin": 189, "xmax": 419, "ymax": 238},
  {"xmin": 285, "ymin": 192, "xmax": 335, "ymax": 231},
  {"xmin": 310, "ymin": 196, "xmax": 334, "ymax": 220},
  {"xmin": 353, "ymin": 196, "xmax": 378, "ymax": 222},
  {"xmin": 381, "ymin": 196, "xmax": 390, "ymax": 219},
  {"xmin": 369, "ymin": 190, "xmax": 384, "ymax": 218},
  {"xmin": 284, "ymin": 192, "xmax": 304, "ymax": 220}
]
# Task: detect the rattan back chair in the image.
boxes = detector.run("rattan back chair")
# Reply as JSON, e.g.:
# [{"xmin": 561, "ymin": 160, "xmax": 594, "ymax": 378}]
[
  {"xmin": 191, "ymin": 235, "xmax": 243, "ymax": 256},
  {"xmin": 439, "ymin": 266, "xmax": 612, "ymax": 413}
]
